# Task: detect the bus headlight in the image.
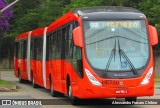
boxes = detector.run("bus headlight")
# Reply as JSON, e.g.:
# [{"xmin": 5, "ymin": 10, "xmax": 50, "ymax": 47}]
[
  {"xmin": 85, "ymin": 69, "xmax": 102, "ymax": 86},
  {"xmin": 141, "ymin": 67, "xmax": 153, "ymax": 85}
]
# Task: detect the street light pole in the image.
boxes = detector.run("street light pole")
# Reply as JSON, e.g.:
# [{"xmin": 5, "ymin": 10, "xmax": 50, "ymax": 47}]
[{"xmin": 0, "ymin": 0, "xmax": 19, "ymax": 13}]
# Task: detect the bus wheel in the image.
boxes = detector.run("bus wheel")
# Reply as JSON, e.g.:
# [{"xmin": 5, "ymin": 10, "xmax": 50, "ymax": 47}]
[
  {"xmin": 67, "ymin": 82, "xmax": 79, "ymax": 105},
  {"xmin": 32, "ymin": 75, "xmax": 38, "ymax": 88},
  {"xmin": 125, "ymin": 97, "xmax": 137, "ymax": 102},
  {"xmin": 50, "ymin": 78, "xmax": 59, "ymax": 97},
  {"xmin": 18, "ymin": 70, "xmax": 24, "ymax": 83}
]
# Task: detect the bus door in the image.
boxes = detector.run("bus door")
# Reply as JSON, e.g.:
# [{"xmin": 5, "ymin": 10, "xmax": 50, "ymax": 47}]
[
  {"xmin": 30, "ymin": 39, "xmax": 36, "ymax": 81},
  {"xmin": 35, "ymin": 37, "xmax": 43, "ymax": 86},
  {"xmin": 19, "ymin": 40, "xmax": 27, "ymax": 79},
  {"xmin": 61, "ymin": 27, "xmax": 67, "ymax": 92},
  {"xmin": 49, "ymin": 32, "xmax": 56, "ymax": 87},
  {"xmin": 54, "ymin": 29, "xmax": 62, "ymax": 91}
]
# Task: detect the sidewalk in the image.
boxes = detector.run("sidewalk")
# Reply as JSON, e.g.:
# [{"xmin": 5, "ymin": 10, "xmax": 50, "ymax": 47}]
[{"xmin": 0, "ymin": 85, "xmax": 17, "ymax": 92}]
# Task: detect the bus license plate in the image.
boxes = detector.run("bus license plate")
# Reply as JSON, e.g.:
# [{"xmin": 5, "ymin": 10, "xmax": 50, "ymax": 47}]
[{"xmin": 115, "ymin": 88, "xmax": 128, "ymax": 94}]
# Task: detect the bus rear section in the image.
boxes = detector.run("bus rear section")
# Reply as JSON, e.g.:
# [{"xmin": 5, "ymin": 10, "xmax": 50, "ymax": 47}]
[
  {"xmin": 68, "ymin": 6, "xmax": 158, "ymax": 103},
  {"xmin": 14, "ymin": 27, "xmax": 46, "ymax": 86},
  {"xmin": 14, "ymin": 32, "xmax": 29, "ymax": 82}
]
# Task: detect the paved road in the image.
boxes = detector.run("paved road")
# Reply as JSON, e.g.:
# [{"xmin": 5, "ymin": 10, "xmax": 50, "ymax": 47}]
[{"xmin": 0, "ymin": 71, "xmax": 160, "ymax": 108}]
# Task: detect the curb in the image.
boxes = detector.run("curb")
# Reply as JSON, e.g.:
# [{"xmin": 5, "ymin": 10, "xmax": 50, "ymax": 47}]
[{"xmin": 0, "ymin": 85, "xmax": 18, "ymax": 92}]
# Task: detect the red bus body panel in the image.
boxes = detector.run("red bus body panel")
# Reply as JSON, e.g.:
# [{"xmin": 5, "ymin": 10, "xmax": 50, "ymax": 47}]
[{"xmin": 35, "ymin": 61, "xmax": 43, "ymax": 86}]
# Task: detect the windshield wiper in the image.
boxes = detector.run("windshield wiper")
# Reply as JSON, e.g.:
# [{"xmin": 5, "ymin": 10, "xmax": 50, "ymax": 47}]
[
  {"xmin": 105, "ymin": 38, "xmax": 116, "ymax": 72},
  {"xmin": 118, "ymin": 39, "xmax": 138, "ymax": 76}
]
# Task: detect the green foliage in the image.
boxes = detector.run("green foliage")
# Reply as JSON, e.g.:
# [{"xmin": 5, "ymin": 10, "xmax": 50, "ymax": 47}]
[
  {"xmin": 63, "ymin": 0, "xmax": 160, "ymax": 33},
  {"xmin": 38, "ymin": 0, "xmax": 64, "ymax": 27},
  {"xmin": 6, "ymin": 0, "xmax": 160, "ymax": 38},
  {"xmin": 8, "ymin": 0, "xmax": 41, "ymax": 37},
  {"xmin": 101, "ymin": 0, "xmax": 127, "ymax": 6},
  {"xmin": 155, "ymin": 77, "xmax": 160, "ymax": 84},
  {"xmin": 138, "ymin": 0, "xmax": 160, "ymax": 32},
  {"xmin": 63, "ymin": 0, "xmax": 102, "ymax": 13},
  {"xmin": 0, "ymin": 80, "xmax": 13, "ymax": 86},
  {"xmin": 7, "ymin": 0, "xmax": 64, "ymax": 37}
]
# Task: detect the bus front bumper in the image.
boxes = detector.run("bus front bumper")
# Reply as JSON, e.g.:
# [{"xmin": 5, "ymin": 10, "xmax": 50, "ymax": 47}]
[{"xmin": 72, "ymin": 82, "xmax": 154, "ymax": 99}]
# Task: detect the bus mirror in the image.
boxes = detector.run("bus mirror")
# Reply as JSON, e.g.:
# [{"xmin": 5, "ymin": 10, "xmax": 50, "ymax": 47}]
[
  {"xmin": 149, "ymin": 25, "xmax": 158, "ymax": 46},
  {"xmin": 73, "ymin": 26, "xmax": 83, "ymax": 48}
]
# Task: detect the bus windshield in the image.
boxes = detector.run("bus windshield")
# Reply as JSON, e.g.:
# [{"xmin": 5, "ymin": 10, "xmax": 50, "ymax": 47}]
[{"xmin": 84, "ymin": 20, "xmax": 149, "ymax": 71}]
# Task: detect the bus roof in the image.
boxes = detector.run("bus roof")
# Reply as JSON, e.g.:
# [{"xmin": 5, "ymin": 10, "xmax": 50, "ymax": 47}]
[
  {"xmin": 15, "ymin": 32, "xmax": 29, "ymax": 41},
  {"xmin": 47, "ymin": 11, "xmax": 77, "ymax": 33},
  {"xmin": 15, "ymin": 27, "xmax": 45, "ymax": 41},
  {"xmin": 73, "ymin": 6, "xmax": 142, "ymax": 14},
  {"xmin": 31, "ymin": 27, "xmax": 45, "ymax": 37},
  {"xmin": 73, "ymin": 6, "xmax": 146, "ymax": 20}
]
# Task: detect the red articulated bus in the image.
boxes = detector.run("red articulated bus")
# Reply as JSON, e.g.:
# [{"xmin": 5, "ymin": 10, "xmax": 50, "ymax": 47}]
[{"xmin": 14, "ymin": 6, "xmax": 158, "ymax": 104}]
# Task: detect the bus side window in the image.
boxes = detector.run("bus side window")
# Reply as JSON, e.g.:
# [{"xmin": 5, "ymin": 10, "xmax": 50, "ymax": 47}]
[
  {"xmin": 36, "ymin": 38, "xmax": 39, "ymax": 60},
  {"xmin": 56, "ymin": 29, "xmax": 62, "ymax": 59},
  {"xmin": 65, "ymin": 25, "xmax": 70, "ymax": 59},
  {"xmin": 23, "ymin": 40, "xmax": 27, "ymax": 59},
  {"xmin": 15, "ymin": 42, "xmax": 19, "ymax": 58},
  {"xmin": 62, "ymin": 27, "xmax": 67, "ymax": 59},
  {"xmin": 37, "ymin": 37, "xmax": 43, "ymax": 60},
  {"xmin": 69, "ymin": 23, "xmax": 74, "ymax": 58},
  {"xmin": 74, "ymin": 21, "xmax": 79, "ymax": 27},
  {"xmin": 35, "ymin": 38, "xmax": 40, "ymax": 60},
  {"xmin": 30, "ymin": 39, "xmax": 34, "ymax": 60},
  {"xmin": 46, "ymin": 35, "xmax": 50, "ymax": 60},
  {"xmin": 73, "ymin": 46, "xmax": 83, "ymax": 78},
  {"xmin": 51, "ymin": 31, "xmax": 56, "ymax": 60},
  {"xmin": 18, "ymin": 42, "xmax": 22, "ymax": 59},
  {"xmin": 33, "ymin": 39, "xmax": 37, "ymax": 60},
  {"xmin": 46, "ymin": 35, "xmax": 50, "ymax": 61}
]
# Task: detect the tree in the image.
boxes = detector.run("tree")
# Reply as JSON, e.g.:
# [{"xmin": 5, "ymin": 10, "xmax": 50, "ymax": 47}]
[
  {"xmin": 139, "ymin": 0, "xmax": 160, "ymax": 33},
  {"xmin": 0, "ymin": 0, "xmax": 14, "ymax": 65},
  {"xmin": 63, "ymin": 0, "xmax": 102, "ymax": 13},
  {"xmin": 63, "ymin": 0, "xmax": 160, "ymax": 33},
  {"xmin": 7, "ymin": 0, "xmax": 64, "ymax": 36},
  {"xmin": 0, "ymin": 0, "xmax": 13, "ymax": 31},
  {"xmin": 38, "ymin": 0, "xmax": 64, "ymax": 27}
]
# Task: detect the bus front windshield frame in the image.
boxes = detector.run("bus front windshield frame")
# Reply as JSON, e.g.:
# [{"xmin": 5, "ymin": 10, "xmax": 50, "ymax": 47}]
[{"xmin": 83, "ymin": 20, "xmax": 149, "ymax": 72}]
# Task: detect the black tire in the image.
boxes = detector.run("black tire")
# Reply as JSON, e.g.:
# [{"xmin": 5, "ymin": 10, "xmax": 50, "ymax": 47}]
[
  {"xmin": 32, "ymin": 75, "xmax": 38, "ymax": 88},
  {"xmin": 18, "ymin": 70, "xmax": 24, "ymax": 83},
  {"xmin": 125, "ymin": 97, "xmax": 137, "ymax": 103},
  {"xmin": 50, "ymin": 77, "xmax": 59, "ymax": 97},
  {"xmin": 67, "ymin": 80, "xmax": 79, "ymax": 105}
]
